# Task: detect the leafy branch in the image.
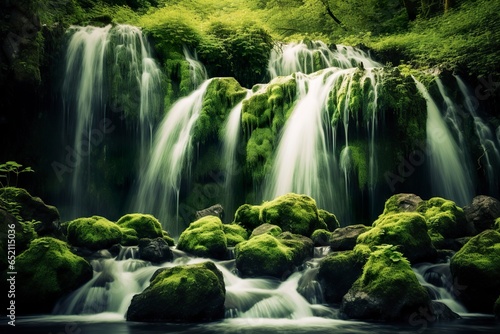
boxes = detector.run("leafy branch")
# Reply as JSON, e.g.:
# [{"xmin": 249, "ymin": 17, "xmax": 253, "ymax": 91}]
[{"xmin": 0, "ymin": 161, "xmax": 34, "ymax": 188}]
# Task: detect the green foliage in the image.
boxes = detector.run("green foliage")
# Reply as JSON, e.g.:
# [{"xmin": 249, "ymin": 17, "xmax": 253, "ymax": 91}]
[{"xmin": 0, "ymin": 161, "xmax": 34, "ymax": 188}]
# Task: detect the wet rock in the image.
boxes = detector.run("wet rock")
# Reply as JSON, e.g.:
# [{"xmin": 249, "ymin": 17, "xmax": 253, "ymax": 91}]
[
  {"xmin": 381, "ymin": 193, "xmax": 423, "ymax": 214},
  {"xmin": 196, "ymin": 204, "xmax": 224, "ymax": 220},
  {"xmin": 126, "ymin": 261, "xmax": 225, "ymax": 323},
  {"xmin": 177, "ymin": 216, "xmax": 228, "ymax": 260},
  {"xmin": 138, "ymin": 237, "xmax": 173, "ymax": 263},
  {"xmin": 340, "ymin": 245, "xmax": 430, "ymax": 321},
  {"xmin": 311, "ymin": 229, "xmax": 331, "ymax": 246},
  {"xmin": 464, "ymin": 195, "xmax": 500, "ymax": 233},
  {"xmin": 329, "ymin": 224, "xmax": 371, "ymax": 251}
]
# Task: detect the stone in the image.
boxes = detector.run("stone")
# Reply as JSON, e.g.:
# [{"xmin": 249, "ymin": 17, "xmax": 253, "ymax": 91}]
[
  {"xmin": 329, "ymin": 224, "xmax": 371, "ymax": 251},
  {"xmin": 464, "ymin": 195, "xmax": 500, "ymax": 233},
  {"xmin": 67, "ymin": 216, "xmax": 122, "ymax": 251},
  {"xmin": 195, "ymin": 204, "xmax": 224, "ymax": 220},
  {"xmin": 126, "ymin": 262, "xmax": 225, "ymax": 323},
  {"xmin": 177, "ymin": 216, "xmax": 228, "ymax": 260},
  {"xmin": 138, "ymin": 237, "xmax": 173, "ymax": 263}
]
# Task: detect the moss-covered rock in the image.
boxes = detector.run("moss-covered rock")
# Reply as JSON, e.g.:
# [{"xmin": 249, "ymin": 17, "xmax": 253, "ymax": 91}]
[
  {"xmin": 67, "ymin": 216, "xmax": 122, "ymax": 251},
  {"xmin": 340, "ymin": 245, "xmax": 430, "ymax": 321},
  {"xmin": 318, "ymin": 250, "xmax": 365, "ymax": 304},
  {"xmin": 250, "ymin": 223, "xmax": 283, "ymax": 238},
  {"xmin": 311, "ymin": 229, "xmax": 331, "ymax": 246},
  {"xmin": 318, "ymin": 209, "xmax": 340, "ymax": 231},
  {"xmin": 417, "ymin": 197, "xmax": 471, "ymax": 245},
  {"xmin": 126, "ymin": 261, "xmax": 225, "ymax": 323},
  {"xmin": 464, "ymin": 195, "xmax": 500, "ymax": 233},
  {"xmin": 162, "ymin": 230, "xmax": 175, "ymax": 246},
  {"xmin": 177, "ymin": 216, "xmax": 228, "ymax": 260},
  {"xmin": 120, "ymin": 227, "xmax": 139, "ymax": 246},
  {"xmin": 235, "ymin": 233, "xmax": 295, "ymax": 278},
  {"xmin": 223, "ymin": 223, "xmax": 248, "ymax": 247},
  {"xmin": 357, "ymin": 212, "xmax": 436, "ymax": 263},
  {"xmin": 0, "ymin": 187, "xmax": 60, "ymax": 236},
  {"xmin": 234, "ymin": 193, "xmax": 326, "ymax": 238},
  {"xmin": 15, "ymin": 237, "xmax": 93, "ymax": 314},
  {"xmin": 278, "ymin": 232, "xmax": 314, "ymax": 266},
  {"xmin": 450, "ymin": 230, "xmax": 500, "ymax": 313},
  {"xmin": 381, "ymin": 193, "xmax": 423, "ymax": 215},
  {"xmin": 193, "ymin": 77, "xmax": 247, "ymax": 144},
  {"xmin": 116, "ymin": 213, "xmax": 164, "ymax": 239}
]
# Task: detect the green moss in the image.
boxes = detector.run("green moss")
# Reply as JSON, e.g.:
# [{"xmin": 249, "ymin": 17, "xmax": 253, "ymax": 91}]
[
  {"xmin": 233, "ymin": 203, "xmax": 262, "ymax": 231},
  {"xmin": 193, "ymin": 78, "xmax": 247, "ymax": 144},
  {"xmin": 311, "ymin": 229, "xmax": 332, "ymax": 246},
  {"xmin": 318, "ymin": 250, "xmax": 365, "ymax": 303},
  {"xmin": 162, "ymin": 231, "xmax": 175, "ymax": 246},
  {"xmin": 341, "ymin": 245, "xmax": 430, "ymax": 321},
  {"xmin": 235, "ymin": 233, "xmax": 294, "ymax": 278},
  {"xmin": 417, "ymin": 197, "xmax": 469, "ymax": 244},
  {"xmin": 494, "ymin": 217, "xmax": 500, "ymax": 232},
  {"xmin": 278, "ymin": 232, "xmax": 314, "ymax": 266},
  {"xmin": 349, "ymin": 142, "xmax": 368, "ymax": 189},
  {"xmin": 67, "ymin": 216, "xmax": 122, "ymax": 250},
  {"xmin": 127, "ymin": 261, "xmax": 225, "ymax": 322},
  {"xmin": 120, "ymin": 227, "xmax": 139, "ymax": 246},
  {"xmin": 233, "ymin": 193, "xmax": 326, "ymax": 237},
  {"xmin": 223, "ymin": 223, "xmax": 248, "ymax": 247},
  {"xmin": 116, "ymin": 213, "xmax": 164, "ymax": 239},
  {"xmin": 357, "ymin": 212, "xmax": 436, "ymax": 263},
  {"xmin": 260, "ymin": 193, "xmax": 327, "ymax": 236},
  {"xmin": 450, "ymin": 230, "xmax": 500, "ymax": 313},
  {"xmin": 16, "ymin": 237, "xmax": 93, "ymax": 314},
  {"xmin": 245, "ymin": 127, "xmax": 274, "ymax": 182},
  {"xmin": 318, "ymin": 209, "xmax": 340, "ymax": 231},
  {"xmin": 177, "ymin": 216, "xmax": 228, "ymax": 259},
  {"xmin": 250, "ymin": 223, "xmax": 283, "ymax": 238}
]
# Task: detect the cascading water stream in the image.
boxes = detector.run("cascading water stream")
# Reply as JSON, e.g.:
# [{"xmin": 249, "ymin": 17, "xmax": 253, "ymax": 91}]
[
  {"xmin": 413, "ymin": 77, "xmax": 474, "ymax": 206},
  {"xmin": 134, "ymin": 80, "xmax": 213, "ymax": 235},
  {"xmin": 61, "ymin": 24, "xmax": 162, "ymax": 218},
  {"xmin": 454, "ymin": 75, "xmax": 500, "ymax": 196},
  {"xmin": 183, "ymin": 46, "xmax": 208, "ymax": 88}
]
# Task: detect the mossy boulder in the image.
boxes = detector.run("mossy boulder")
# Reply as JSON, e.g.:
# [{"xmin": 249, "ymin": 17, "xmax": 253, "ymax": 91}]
[
  {"xmin": 330, "ymin": 224, "xmax": 371, "ymax": 251},
  {"xmin": 318, "ymin": 209, "xmax": 340, "ymax": 231},
  {"xmin": 0, "ymin": 187, "xmax": 60, "ymax": 236},
  {"xmin": 177, "ymin": 216, "xmax": 228, "ymax": 260},
  {"xmin": 235, "ymin": 233, "xmax": 296, "ymax": 278},
  {"xmin": 67, "ymin": 216, "xmax": 122, "ymax": 251},
  {"xmin": 234, "ymin": 193, "xmax": 326, "ymax": 238},
  {"xmin": 318, "ymin": 250, "xmax": 365, "ymax": 304},
  {"xmin": 340, "ymin": 245, "xmax": 431, "ymax": 321},
  {"xmin": 357, "ymin": 212, "xmax": 436, "ymax": 263},
  {"xmin": 250, "ymin": 223, "xmax": 282, "ymax": 238},
  {"xmin": 223, "ymin": 224, "xmax": 248, "ymax": 247},
  {"xmin": 116, "ymin": 213, "xmax": 164, "ymax": 239},
  {"xmin": 126, "ymin": 261, "xmax": 225, "ymax": 322},
  {"xmin": 450, "ymin": 230, "xmax": 500, "ymax": 313},
  {"xmin": 278, "ymin": 232, "xmax": 314, "ymax": 266},
  {"xmin": 120, "ymin": 227, "xmax": 139, "ymax": 246},
  {"xmin": 381, "ymin": 193, "xmax": 423, "ymax": 215},
  {"xmin": 311, "ymin": 229, "xmax": 331, "ymax": 246},
  {"xmin": 417, "ymin": 197, "xmax": 471, "ymax": 245},
  {"xmin": 15, "ymin": 237, "xmax": 93, "ymax": 314}
]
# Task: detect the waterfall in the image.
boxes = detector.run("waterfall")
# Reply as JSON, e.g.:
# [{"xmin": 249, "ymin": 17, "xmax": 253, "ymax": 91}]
[
  {"xmin": 134, "ymin": 80, "xmax": 213, "ymax": 235},
  {"xmin": 183, "ymin": 46, "xmax": 208, "ymax": 88},
  {"xmin": 413, "ymin": 77, "xmax": 474, "ymax": 206},
  {"xmin": 268, "ymin": 41, "xmax": 382, "ymax": 78},
  {"xmin": 454, "ymin": 75, "xmax": 500, "ymax": 196},
  {"xmin": 222, "ymin": 90, "xmax": 252, "ymax": 219},
  {"xmin": 61, "ymin": 24, "xmax": 162, "ymax": 218}
]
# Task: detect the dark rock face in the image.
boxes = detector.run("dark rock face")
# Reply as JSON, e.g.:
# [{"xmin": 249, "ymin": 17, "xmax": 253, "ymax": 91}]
[
  {"xmin": 138, "ymin": 237, "xmax": 173, "ymax": 263},
  {"xmin": 126, "ymin": 261, "xmax": 225, "ymax": 323},
  {"xmin": 0, "ymin": 187, "xmax": 60, "ymax": 236},
  {"xmin": 196, "ymin": 204, "xmax": 224, "ymax": 220},
  {"xmin": 329, "ymin": 224, "xmax": 371, "ymax": 251},
  {"xmin": 464, "ymin": 195, "xmax": 500, "ymax": 233}
]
